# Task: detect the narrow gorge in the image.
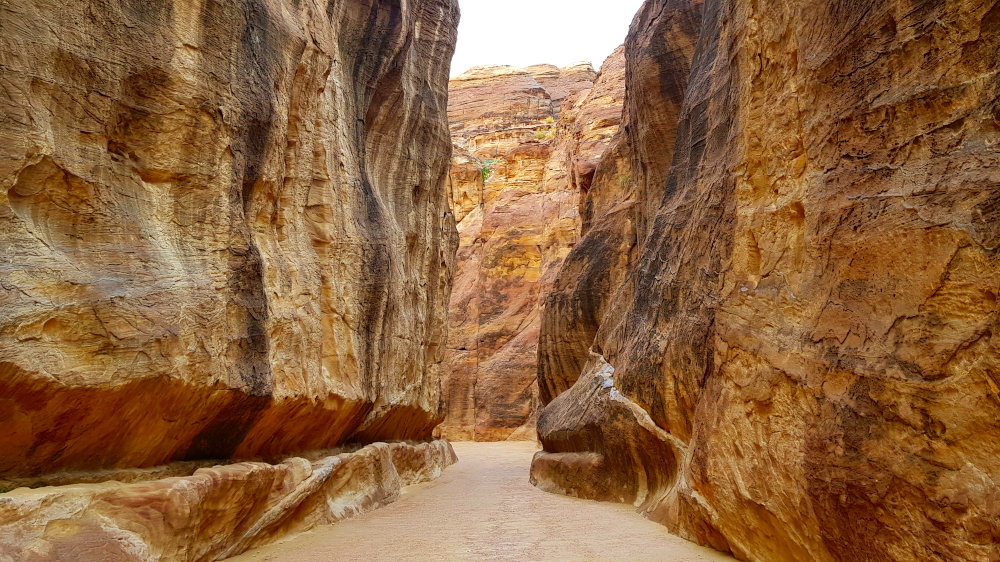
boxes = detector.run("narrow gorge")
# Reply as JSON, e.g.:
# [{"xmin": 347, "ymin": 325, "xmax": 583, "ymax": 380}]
[
  {"xmin": 437, "ymin": 53, "xmax": 626, "ymax": 441},
  {"xmin": 0, "ymin": 0, "xmax": 998, "ymax": 561}
]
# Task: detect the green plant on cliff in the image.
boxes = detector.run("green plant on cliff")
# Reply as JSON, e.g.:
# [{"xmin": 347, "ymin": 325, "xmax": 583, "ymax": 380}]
[
  {"xmin": 534, "ymin": 127, "xmax": 556, "ymax": 140},
  {"xmin": 534, "ymin": 116, "xmax": 557, "ymax": 140},
  {"xmin": 480, "ymin": 159, "xmax": 501, "ymax": 182}
]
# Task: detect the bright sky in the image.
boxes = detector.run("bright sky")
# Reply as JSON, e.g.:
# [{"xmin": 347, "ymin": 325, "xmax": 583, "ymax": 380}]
[{"xmin": 450, "ymin": 0, "xmax": 647, "ymax": 77}]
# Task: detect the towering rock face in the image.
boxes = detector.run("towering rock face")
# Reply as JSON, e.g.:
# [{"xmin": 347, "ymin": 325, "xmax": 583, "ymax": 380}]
[
  {"xmin": 533, "ymin": 0, "xmax": 1000, "ymax": 561},
  {"xmin": 0, "ymin": 0, "xmax": 460, "ymax": 557},
  {"xmin": 0, "ymin": 0, "xmax": 458, "ymax": 478},
  {"xmin": 438, "ymin": 57, "xmax": 625, "ymax": 440},
  {"xmin": 537, "ymin": 0, "xmax": 703, "ymax": 406}
]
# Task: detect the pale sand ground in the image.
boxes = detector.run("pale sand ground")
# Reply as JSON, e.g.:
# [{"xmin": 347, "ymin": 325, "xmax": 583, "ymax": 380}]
[{"xmin": 231, "ymin": 441, "xmax": 733, "ymax": 562}]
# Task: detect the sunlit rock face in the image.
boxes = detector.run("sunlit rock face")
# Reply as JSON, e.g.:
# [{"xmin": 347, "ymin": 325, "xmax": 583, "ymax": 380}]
[
  {"xmin": 438, "ymin": 56, "xmax": 625, "ymax": 440},
  {"xmin": 0, "ymin": 0, "xmax": 458, "ymax": 477},
  {"xmin": 532, "ymin": 0, "xmax": 1000, "ymax": 560}
]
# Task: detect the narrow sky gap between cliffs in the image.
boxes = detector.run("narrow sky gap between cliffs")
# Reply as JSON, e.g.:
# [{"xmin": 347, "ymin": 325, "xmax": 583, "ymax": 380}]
[{"xmin": 450, "ymin": 0, "xmax": 645, "ymax": 76}]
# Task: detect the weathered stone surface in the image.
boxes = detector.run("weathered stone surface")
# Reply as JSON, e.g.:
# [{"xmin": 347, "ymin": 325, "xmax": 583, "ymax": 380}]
[
  {"xmin": 525, "ymin": 63, "xmax": 598, "ymax": 114},
  {"xmin": 0, "ymin": 0, "xmax": 458, "ymax": 478},
  {"xmin": 438, "ymin": 55, "xmax": 625, "ymax": 440},
  {"xmin": 537, "ymin": 0, "xmax": 702, "ymax": 406},
  {"xmin": 532, "ymin": 354, "xmax": 680, "ymax": 507},
  {"xmin": 438, "ymin": 65, "xmax": 556, "ymax": 441},
  {"xmin": 0, "ymin": 440, "xmax": 457, "ymax": 561},
  {"xmin": 533, "ymin": 0, "xmax": 1000, "ymax": 560},
  {"xmin": 540, "ymin": 47, "xmax": 627, "ymax": 292}
]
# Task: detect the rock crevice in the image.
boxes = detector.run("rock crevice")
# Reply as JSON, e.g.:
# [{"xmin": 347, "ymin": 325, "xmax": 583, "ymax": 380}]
[{"xmin": 438, "ymin": 55, "xmax": 627, "ymax": 440}]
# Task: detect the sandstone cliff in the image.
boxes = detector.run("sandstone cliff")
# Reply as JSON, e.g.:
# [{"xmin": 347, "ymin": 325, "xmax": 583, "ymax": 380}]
[
  {"xmin": 0, "ymin": 0, "xmax": 459, "ymax": 557},
  {"xmin": 533, "ymin": 0, "xmax": 1000, "ymax": 561},
  {"xmin": 525, "ymin": 62, "xmax": 598, "ymax": 114},
  {"xmin": 438, "ymin": 56, "xmax": 625, "ymax": 440}
]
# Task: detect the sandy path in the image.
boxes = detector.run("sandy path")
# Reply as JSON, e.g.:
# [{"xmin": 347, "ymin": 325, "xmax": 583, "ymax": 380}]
[{"xmin": 230, "ymin": 442, "xmax": 732, "ymax": 562}]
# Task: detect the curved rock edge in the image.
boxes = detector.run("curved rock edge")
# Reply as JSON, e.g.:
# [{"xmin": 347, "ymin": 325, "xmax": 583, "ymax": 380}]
[{"xmin": 0, "ymin": 439, "xmax": 458, "ymax": 561}]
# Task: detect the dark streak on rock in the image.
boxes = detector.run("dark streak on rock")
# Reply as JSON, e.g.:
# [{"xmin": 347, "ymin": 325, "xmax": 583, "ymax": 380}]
[
  {"xmin": 120, "ymin": 0, "xmax": 173, "ymax": 25},
  {"xmin": 183, "ymin": 394, "xmax": 271, "ymax": 461},
  {"xmin": 349, "ymin": 1, "xmax": 407, "ymax": 395},
  {"xmin": 189, "ymin": 0, "xmax": 283, "ymax": 458},
  {"xmin": 617, "ymin": 0, "xmax": 735, "ymax": 444}
]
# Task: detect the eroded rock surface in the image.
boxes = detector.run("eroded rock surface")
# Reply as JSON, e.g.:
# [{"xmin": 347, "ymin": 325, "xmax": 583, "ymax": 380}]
[
  {"xmin": 537, "ymin": 0, "xmax": 703, "ymax": 406},
  {"xmin": 438, "ymin": 56, "xmax": 625, "ymax": 440},
  {"xmin": 0, "ymin": 440, "xmax": 457, "ymax": 561},
  {"xmin": 525, "ymin": 63, "xmax": 598, "ymax": 114},
  {"xmin": 0, "ymin": 0, "xmax": 458, "ymax": 477},
  {"xmin": 533, "ymin": 0, "xmax": 1000, "ymax": 560}
]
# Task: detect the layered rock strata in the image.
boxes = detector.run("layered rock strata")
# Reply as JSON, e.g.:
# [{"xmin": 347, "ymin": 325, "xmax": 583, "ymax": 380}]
[
  {"xmin": 0, "ymin": 0, "xmax": 458, "ymax": 476},
  {"xmin": 0, "ymin": 440, "xmax": 457, "ymax": 561},
  {"xmin": 438, "ymin": 56, "xmax": 625, "ymax": 440},
  {"xmin": 533, "ymin": 0, "xmax": 1000, "ymax": 561},
  {"xmin": 525, "ymin": 63, "xmax": 598, "ymax": 114}
]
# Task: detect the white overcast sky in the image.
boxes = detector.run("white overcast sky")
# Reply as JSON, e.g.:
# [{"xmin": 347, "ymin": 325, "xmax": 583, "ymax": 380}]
[{"xmin": 450, "ymin": 0, "xmax": 647, "ymax": 76}]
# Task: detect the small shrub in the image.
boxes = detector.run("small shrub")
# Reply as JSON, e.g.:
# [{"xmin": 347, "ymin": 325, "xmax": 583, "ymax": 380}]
[{"xmin": 534, "ymin": 127, "xmax": 556, "ymax": 140}]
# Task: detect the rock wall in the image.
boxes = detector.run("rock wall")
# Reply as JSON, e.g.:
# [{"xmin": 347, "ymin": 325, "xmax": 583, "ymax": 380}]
[
  {"xmin": 0, "ymin": 440, "xmax": 457, "ymax": 561},
  {"xmin": 535, "ymin": 0, "xmax": 701, "ymax": 404},
  {"xmin": 0, "ymin": 0, "xmax": 458, "ymax": 478},
  {"xmin": 533, "ymin": 0, "xmax": 1000, "ymax": 561},
  {"xmin": 525, "ymin": 63, "xmax": 598, "ymax": 114},
  {"xmin": 438, "ymin": 57, "xmax": 625, "ymax": 440}
]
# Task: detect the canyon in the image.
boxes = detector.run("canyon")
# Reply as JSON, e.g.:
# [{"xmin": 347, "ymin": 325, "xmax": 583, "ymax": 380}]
[
  {"xmin": 0, "ymin": 0, "xmax": 997, "ymax": 561},
  {"xmin": 437, "ymin": 53, "xmax": 626, "ymax": 440}
]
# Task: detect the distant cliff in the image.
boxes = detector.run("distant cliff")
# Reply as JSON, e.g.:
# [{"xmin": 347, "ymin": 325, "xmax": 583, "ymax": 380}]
[{"xmin": 438, "ymin": 54, "xmax": 625, "ymax": 440}]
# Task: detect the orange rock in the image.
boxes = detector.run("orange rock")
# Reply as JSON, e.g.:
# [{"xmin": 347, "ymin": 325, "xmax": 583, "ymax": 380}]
[
  {"xmin": 438, "ymin": 54, "xmax": 626, "ymax": 440},
  {"xmin": 0, "ymin": 0, "xmax": 458, "ymax": 477},
  {"xmin": 533, "ymin": 0, "xmax": 1000, "ymax": 560}
]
